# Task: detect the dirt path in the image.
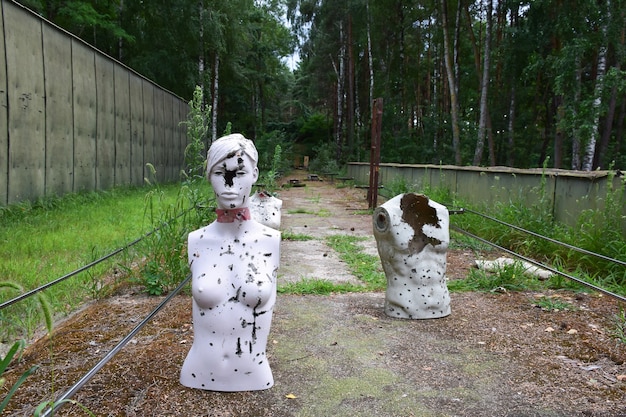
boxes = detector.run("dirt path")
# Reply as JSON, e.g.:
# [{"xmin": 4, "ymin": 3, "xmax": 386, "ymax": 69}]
[{"xmin": 3, "ymin": 172, "xmax": 626, "ymax": 416}]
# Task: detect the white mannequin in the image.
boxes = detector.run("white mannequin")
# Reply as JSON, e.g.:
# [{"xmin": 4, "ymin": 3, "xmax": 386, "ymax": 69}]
[
  {"xmin": 180, "ymin": 134, "xmax": 281, "ymax": 391},
  {"xmin": 373, "ymin": 193, "xmax": 450, "ymax": 319}
]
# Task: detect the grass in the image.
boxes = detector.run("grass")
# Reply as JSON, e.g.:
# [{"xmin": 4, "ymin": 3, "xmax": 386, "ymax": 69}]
[
  {"xmin": 277, "ymin": 234, "xmax": 385, "ymax": 295},
  {"xmin": 278, "ymin": 278, "xmax": 364, "ymax": 295},
  {"xmin": 281, "ymin": 231, "xmax": 315, "ymax": 241},
  {"xmin": 325, "ymin": 235, "xmax": 385, "ymax": 290},
  {"xmin": 287, "ymin": 208, "xmax": 332, "ymax": 217},
  {"xmin": 0, "ymin": 184, "xmax": 186, "ymax": 340},
  {"xmin": 609, "ymin": 308, "xmax": 626, "ymax": 343},
  {"xmin": 532, "ymin": 295, "xmax": 577, "ymax": 312}
]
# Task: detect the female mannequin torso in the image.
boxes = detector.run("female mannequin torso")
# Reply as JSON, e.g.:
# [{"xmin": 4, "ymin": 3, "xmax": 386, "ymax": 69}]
[
  {"xmin": 180, "ymin": 134, "xmax": 281, "ymax": 392},
  {"xmin": 180, "ymin": 219, "xmax": 279, "ymax": 391}
]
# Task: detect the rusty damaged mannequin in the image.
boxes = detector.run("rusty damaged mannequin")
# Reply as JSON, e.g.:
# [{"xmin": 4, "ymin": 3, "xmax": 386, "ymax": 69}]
[
  {"xmin": 373, "ymin": 193, "xmax": 451, "ymax": 319},
  {"xmin": 180, "ymin": 134, "xmax": 280, "ymax": 392}
]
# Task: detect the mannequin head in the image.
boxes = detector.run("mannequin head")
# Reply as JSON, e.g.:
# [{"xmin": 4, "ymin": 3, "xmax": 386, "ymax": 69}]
[{"xmin": 207, "ymin": 134, "xmax": 259, "ymax": 209}]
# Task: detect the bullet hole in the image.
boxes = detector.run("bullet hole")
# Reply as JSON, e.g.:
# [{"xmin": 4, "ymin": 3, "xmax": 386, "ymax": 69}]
[{"xmin": 223, "ymin": 168, "xmax": 237, "ymax": 187}]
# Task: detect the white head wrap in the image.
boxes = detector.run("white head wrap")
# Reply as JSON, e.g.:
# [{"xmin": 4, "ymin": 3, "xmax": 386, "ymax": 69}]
[{"xmin": 206, "ymin": 133, "xmax": 258, "ymax": 179}]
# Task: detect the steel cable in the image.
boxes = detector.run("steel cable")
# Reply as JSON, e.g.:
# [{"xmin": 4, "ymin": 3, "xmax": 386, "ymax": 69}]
[
  {"xmin": 0, "ymin": 208, "xmax": 195, "ymax": 311},
  {"xmin": 457, "ymin": 207, "xmax": 626, "ymax": 268},
  {"xmin": 450, "ymin": 223, "xmax": 626, "ymax": 303},
  {"xmin": 40, "ymin": 272, "xmax": 192, "ymax": 417}
]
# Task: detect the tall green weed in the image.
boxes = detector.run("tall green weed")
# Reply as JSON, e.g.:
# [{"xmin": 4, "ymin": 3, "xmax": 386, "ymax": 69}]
[{"xmin": 139, "ymin": 86, "xmax": 215, "ymax": 295}]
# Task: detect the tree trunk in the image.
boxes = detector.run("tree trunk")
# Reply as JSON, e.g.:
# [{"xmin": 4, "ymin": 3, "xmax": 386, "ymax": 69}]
[
  {"xmin": 487, "ymin": 111, "xmax": 495, "ymax": 166},
  {"xmin": 211, "ymin": 54, "xmax": 220, "ymax": 143},
  {"xmin": 367, "ymin": 1, "xmax": 374, "ymax": 124},
  {"xmin": 582, "ymin": 1, "xmax": 610, "ymax": 171},
  {"xmin": 464, "ymin": 4, "xmax": 482, "ymax": 85},
  {"xmin": 596, "ymin": 77, "xmax": 618, "ymax": 169},
  {"xmin": 506, "ymin": 3, "xmax": 520, "ymax": 167},
  {"xmin": 454, "ymin": 0, "xmax": 462, "ymax": 96},
  {"xmin": 440, "ymin": 0, "xmax": 462, "ymax": 165},
  {"xmin": 571, "ymin": 56, "xmax": 582, "ymax": 170},
  {"xmin": 616, "ymin": 97, "xmax": 625, "ymax": 157},
  {"xmin": 347, "ymin": 14, "xmax": 355, "ymax": 157},
  {"xmin": 506, "ymin": 86, "xmax": 516, "ymax": 166},
  {"xmin": 595, "ymin": 6, "xmax": 623, "ymax": 170},
  {"xmin": 332, "ymin": 21, "xmax": 346, "ymax": 162},
  {"xmin": 473, "ymin": 0, "xmax": 492, "ymax": 166},
  {"xmin": 554, "ymin": 96, "xmax": 564, "ymax": 169}
]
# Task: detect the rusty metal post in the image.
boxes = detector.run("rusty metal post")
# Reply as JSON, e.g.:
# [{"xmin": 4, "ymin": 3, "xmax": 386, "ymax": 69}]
[{"xmin": 368, "ymin": 98, "xmax": 383, "ymax": 209}]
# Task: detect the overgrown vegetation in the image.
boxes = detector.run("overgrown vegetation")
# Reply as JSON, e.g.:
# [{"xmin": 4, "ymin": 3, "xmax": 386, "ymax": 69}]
[
  {"xmin": 609, "ymin": 308, "xmax": 626, "ymax": 344},
  {"xmin": 450, "ymin": 171, "xmax": 626, "ymax": 294},
  {"xmin": 139, "ymin": 87, "xmax": 215, "ymax": 295},
  {"xmin": 0, "ymin": 186, "xmax": 168, "ymax": 341},
  {"xmin": 0, "ymin": 286, "xmax": 59, "ymax": 415}
]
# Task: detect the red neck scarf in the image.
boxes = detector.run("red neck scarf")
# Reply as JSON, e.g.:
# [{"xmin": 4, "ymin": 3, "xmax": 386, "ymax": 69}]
[{"xmin": 216, "ymin": 207, "xmax": 252, "ymax": 223}]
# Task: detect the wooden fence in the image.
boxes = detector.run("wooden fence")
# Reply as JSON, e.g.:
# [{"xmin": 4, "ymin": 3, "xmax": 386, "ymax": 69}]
[{"xmin": 0, "ymin": 0, "xmax": 189, "ymax": 206}]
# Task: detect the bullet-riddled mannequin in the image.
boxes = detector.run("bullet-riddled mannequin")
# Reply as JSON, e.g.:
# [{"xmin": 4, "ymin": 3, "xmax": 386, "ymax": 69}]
[
  {"xmin": 180, "ymin": 134, "xmax": 281, "ymax": 391},
  {"xmin": 373, "ymin": 193, "xmax": 450, "ymax": 319}
]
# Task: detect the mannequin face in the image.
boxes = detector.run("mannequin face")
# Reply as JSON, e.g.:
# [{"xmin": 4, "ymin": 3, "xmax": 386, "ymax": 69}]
[{"xmin": 210, "ymin": 151, "xmax": 258, "ymax": 209}]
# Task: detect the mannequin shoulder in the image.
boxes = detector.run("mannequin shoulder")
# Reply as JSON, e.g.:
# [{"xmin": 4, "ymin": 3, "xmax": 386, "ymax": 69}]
[
  {"xmin": 188, "ymin": 223, "xmax": 220, "ymax": 243},
  {"xmin": 256, "ymin": 223, "xmax": 281, "ymax": 240}
]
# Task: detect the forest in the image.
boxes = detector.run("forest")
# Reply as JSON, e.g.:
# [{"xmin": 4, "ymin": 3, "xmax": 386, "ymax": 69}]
[{"xmin": 15, "ymin": 0, "xmax": 626, "ymax": 171}]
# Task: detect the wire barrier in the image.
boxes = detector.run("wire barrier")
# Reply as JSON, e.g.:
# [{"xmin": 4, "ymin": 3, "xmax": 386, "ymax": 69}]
[
  {"xmin": 0, "ymin": 208, "xmax": 194, "ymax": 311},
  {"xmin": 40, "ymin": 272, "xmax": 192, "ymax": 417},
  {"xmin": 450, "ymin": 207, "xmax": 626, "ymax": 304},
  {"xmin": 5, "ymin": 200, "xmax": 625, "ymax": 413}
]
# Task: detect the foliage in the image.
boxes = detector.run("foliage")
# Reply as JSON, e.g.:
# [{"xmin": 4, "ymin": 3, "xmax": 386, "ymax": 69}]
[
  {"xmin": 0, "ymin": 340, "xmax": 38, "ymax": 413},
  {"xmin": 449, "ymin": 173, "xmax": 626, "ymax": 293},
  {"xmin": 139, "ymin": 87, "xmax": 217, "ymax": 295},
  {"xmin": 141, "ymin": 167, "xmax": 213, "ymax": 295},
  {"xmin": 256, "ymin": 131, "xmax": 294, "ymax": 193},
  {"xmin": 565, "ymin": 169, "xmax": 626, "ymax": 278},
  {"xmin": 448, "ymin": 262, "xmax": 543, "ymax": 293},
  {"xmin": 181, "ymin": 86, "xmax": 210, "ymax": 183},
  {"xmin": 281, "ymin": 231, "xmax": 315, "ymax": 241},
  {"xmin": 0, "ymin": 286, "xmax": 54, "ymax": 414},
  {"xmin": 0, "ymin": 188, "xmax": 152, "ymax": 340},
  {"xmin": 16, "ymin": 0, "xmax": 626, "ymax": 169},
  {"xmin": 287, "ymin": 207, "xmax": 331, "ymax": 217},
  {"xmin": 33, "ymin": 399, "xmax": 95, "ymax": 417},
  {"xmin": 20, "ymin": 0, "xmax": 134, "ymax": 52},
  {"xmin": 384, "ymin": 176, "xmax": 411, "ymax": 196},
  {"xmin": 532, "ymin": 296, "xmax": 577, "ymax": 312},
  {"xmin": 308, "ymin": 142, "xmax": 341, "ymax": 174},
  {"xmin": 278, "ymin": 234, "xmax": 384, "ymax": 295},
  {"xmin": 278, "ymin": 278, "xmax": 364, "ymax": 295},
  {"xmin": 609, "ymin": 308, "xmax": 626, "ymax": 344}
]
